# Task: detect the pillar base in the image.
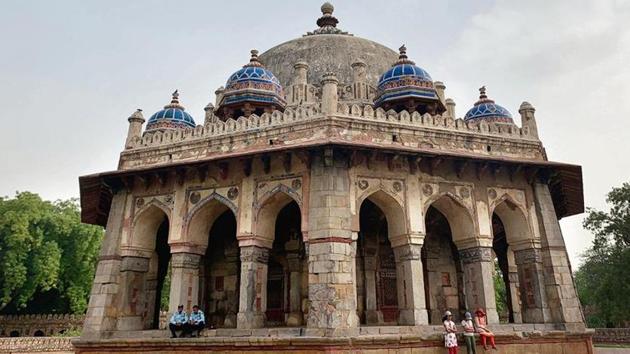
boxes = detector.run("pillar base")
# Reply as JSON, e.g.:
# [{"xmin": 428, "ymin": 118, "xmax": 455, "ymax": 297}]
[
  {"xmin": 286, "ymin": 312, "xmax": 303, "ymax": 327},
  {"xmin": 365, "ymin": 310, "xmax": 383, "ymax": 325},
  {"xmin": 237, "ymin": 311, "xmax": 265, "ymax": 329},
  {"xmin": 398, "ymin": 309, "xmax": 428, "ymax": 326}
]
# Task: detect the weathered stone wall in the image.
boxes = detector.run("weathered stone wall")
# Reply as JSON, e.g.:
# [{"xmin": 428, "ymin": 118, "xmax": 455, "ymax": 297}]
[
  {"xmin": 0, "ymin": 314, "xmax": 83, "ymax": 337},
  {"xmin": 0, "ymin": 337, "xmax": 75, "ymax": 353},
  {"xmin": 594, "ymin": 328, "xmax": 630, "ymax": 344}
]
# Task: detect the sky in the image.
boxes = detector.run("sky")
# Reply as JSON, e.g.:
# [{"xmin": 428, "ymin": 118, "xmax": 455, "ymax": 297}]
[{"xmin": 0, "ymin": 0, "xmax": 628, "ymax": 267}]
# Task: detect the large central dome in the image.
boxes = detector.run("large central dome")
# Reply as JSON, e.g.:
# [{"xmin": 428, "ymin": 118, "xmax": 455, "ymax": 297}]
[{"xmin": 259, "ymin": 4, "xmax": 397, "ymax": 87}]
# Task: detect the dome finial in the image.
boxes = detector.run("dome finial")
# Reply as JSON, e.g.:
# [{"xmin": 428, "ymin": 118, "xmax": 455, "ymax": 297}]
[
  {"xmin": 399, "ymin": 45, "xmax": 408, "ymax": 60},
  {"xmin": 479, "ymin": 86, "xmax": 487, "ymax": 100},
  {"xmin": 321, "ymin": 2, "xmax": 334, "ymax": 15},
  {"xmin": 165, "ymin": 90, "xmax": 185, "ymax": 109},
  {"xmin": 393, "ymin": 44, "xmax": 415, "ymax": 66},
  {"xmin": 244, "ymin": 49, "xmax": 263, "ymax": 67}
]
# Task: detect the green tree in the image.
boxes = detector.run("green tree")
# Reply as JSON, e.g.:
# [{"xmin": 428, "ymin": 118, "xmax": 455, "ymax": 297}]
[
  {"xmin": 576, "ymin": 182, "xmax": 630, "ymax": 327},
  {"xmin": 493, "ymin": 259, "xmax": 508, "ymax": 323},
  {"xmin": 0, "ymin": 192, "xmax": 103, "ymax": 314}
]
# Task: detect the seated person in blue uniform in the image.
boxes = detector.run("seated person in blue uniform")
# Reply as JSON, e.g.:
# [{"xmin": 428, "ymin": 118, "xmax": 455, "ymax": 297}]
[
  {"xmin": 168, "ymin": 305, "xmax": 188, "ymax": 338},
  {"xmin": 184, "ymin": 305, "xmax": 205, "ymax": 337}
]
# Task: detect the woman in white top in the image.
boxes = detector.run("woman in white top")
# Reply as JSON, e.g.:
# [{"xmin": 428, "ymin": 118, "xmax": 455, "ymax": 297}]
[{"xmin": 442, "ymin": 310, "xmax": 458, "ymax": 354}]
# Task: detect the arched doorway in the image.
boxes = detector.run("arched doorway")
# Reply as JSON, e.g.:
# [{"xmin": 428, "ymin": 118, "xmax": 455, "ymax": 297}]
[
  {"xmin": 186, "ymin": 197, "xmax": 240, "ymax": 328},
  {"xmin": 422, "ymin": 206, "xmax": 464, "ymax": 324},
  {"xmin": 128, "ymin": 204, "xmax": 171, "ymax": 330},
  {"xmin": 202, "ymin": 210, "xmax": 240, "ymax": 328},
  {"xmin": 356, "ymin": 199, "xmax": 399, "ymax": 325},
  {"xmin": 266, "ymin": 200, "xmax": 304, "ymax": 327}
]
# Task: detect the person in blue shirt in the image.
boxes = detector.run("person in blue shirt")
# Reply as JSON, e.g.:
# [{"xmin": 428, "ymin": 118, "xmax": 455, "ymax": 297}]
[
  {"xmin": 168, "ymin": 305, "xmax": 188, "ymax": 338},
  {"xmin": 184, "ymin": 305, "xmax": 205, "ymax": 337}
]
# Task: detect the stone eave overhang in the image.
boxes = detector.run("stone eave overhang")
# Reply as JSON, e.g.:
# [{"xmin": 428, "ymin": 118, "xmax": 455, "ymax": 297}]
[{"xmin": 80, "ymin": 137, "xmax": 583, "ymax": 227}]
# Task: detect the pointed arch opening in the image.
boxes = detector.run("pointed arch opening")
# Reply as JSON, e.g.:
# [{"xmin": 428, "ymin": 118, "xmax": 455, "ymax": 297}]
[
  {"xmin": 356, "ymin": 193, "xmax": 402, "ymax": 326},
  {"xmin": 187, "ymin": 196, "xmax": 240, "ymax": 328},
  {"xmin": 255, "ymin": 190, "xmax": 304, "ymax": 327}
]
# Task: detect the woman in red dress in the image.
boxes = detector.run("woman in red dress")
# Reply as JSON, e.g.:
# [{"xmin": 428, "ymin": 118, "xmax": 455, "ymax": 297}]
[{"xmin": 474, "ymin": 308, "xmax": 497, "ymax": 350}]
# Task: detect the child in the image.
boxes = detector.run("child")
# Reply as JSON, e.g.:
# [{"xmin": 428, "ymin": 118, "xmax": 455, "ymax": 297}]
[
  {"xmin": 443, "ymin": 310, "xmax": 458, "ymax": 354},
  {"xmin": 461, "ymin": 312, "xmax": 476, "ymax": 354},
  {"xmin": 474, "ymin": 308, "xmax": 497, "ymax": 350}
]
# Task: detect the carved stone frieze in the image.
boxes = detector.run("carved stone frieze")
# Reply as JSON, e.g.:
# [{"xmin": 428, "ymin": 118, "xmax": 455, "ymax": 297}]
[
  {"xmin": 514, "ymin": 248, "xmax": 542, "ymax": 265},
  {"xmin": 240, "ymin": 246, "xmax": 270, "ymax": 264},
  {"xmin": 120, "ymin": 256, "xmax": 150, "ymax": 272},
  {"xmin": 171, "ymin": 253, "xmax": 202, "ymax": 269},
  {"xmin": 459, "ymin": 247, "xmax": 493, "ymax": 264},
  {"xmin": 393, "ymin": 244, "xmax": 422, "ymax": 261}
]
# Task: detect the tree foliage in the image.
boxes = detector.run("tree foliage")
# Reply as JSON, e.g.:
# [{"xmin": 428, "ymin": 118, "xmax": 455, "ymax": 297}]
[
  {"xmin": 0, "ymin": 192, "xmax": 103, "ymax": 314},
  {"xmin": 576, "ymin": 182, "xmax": 630, "ymax": 327},
  {"xmin": 493, "ymin": 260, "xmax": 509, "ymax": 323}
]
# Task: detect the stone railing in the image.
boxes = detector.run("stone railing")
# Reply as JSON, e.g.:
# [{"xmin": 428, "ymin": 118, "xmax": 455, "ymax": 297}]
[
  {"xmin": 0, "ymin": 314, "xmax": 84, "ymax": 337},
  {"xmin": 593, "ymin": 328, "xmax": 630, "ymax": 344},
  {"xmin": 127, "ymin": 103, "xmax": 537, "ymax": 150},
  {"xmin": 0, "ymin": 337, "xmax": 75, "ymax": 353}
]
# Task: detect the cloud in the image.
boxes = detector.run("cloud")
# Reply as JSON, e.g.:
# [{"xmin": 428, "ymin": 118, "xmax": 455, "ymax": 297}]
[{"xmin": 436, "ymin": 0, "xmax": 630, "ymax": 266}]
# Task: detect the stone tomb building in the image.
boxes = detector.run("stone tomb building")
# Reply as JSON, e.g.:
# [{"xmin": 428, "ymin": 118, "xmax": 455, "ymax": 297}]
[{"xmin": 76, "ymin": 3, "xmax": 591, "ymax": 353}]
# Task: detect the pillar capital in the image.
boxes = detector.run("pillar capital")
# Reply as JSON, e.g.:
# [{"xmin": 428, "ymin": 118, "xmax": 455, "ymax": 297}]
[
  {"xmin": 393, "ymin": 243, "xmax": 422, "ymax": 262},
  {"xmin": 239, "ymin": 245, "xmax": 270, "ymax": 264},
  {"xmin": 237, "ymin": 233, "xmax": 273, "ymax": 249},
  {"xmin": 169, "ymin": 242, "xmax": 206, "ymax": 256},
  {"xmin": 170, "ymin": 252, "xmax": 202, "ymax": 269},
  {"xmin": 514, "ymin": 247, "xmax": 542, "ymax": 265},
  {"xmin": 458, "ymin": 246, "xmax": 493, "ymax": 264},
  {"xmin": 389, "ymin": 232, "xmax": 424, "ymax": 248},
  {"xmin": 119, "ymin": 255, "xmax": 150, "ymax": 272}
]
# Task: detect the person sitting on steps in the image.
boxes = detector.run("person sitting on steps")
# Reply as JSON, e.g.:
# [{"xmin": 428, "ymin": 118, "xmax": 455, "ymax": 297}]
[
  {"xmin": 168, "ymin": 305, "xmax": 188, "ymax": 338},
  {"xmin": 185, "ymin": 305, "xmax": 206, "ymax": 338},
  {"xmin": 475, "ymin": 307, "xmax": 497, "ymax": 350}
]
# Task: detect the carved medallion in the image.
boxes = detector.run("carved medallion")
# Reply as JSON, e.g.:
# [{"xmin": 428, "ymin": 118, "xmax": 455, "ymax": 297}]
[
  {"xmin": 135, "ymin": 197, "xmax": 144, "ymax": 208},
  {"xmin": 459, "ymin": 187, "xmax": 470, "ymax": 199},
  {"xmin": 228, "ymin": 187, "xmax": 239, "ymax": 200},
  {"xmin": 422, "ymin": 184, "xmax": 433, "ymax": 196},
  {"xmin": 164, "ymin": 195, "xmax": 174, "ymax": 205},
  {"xmin": 393, "ymin": 181, "xmax": 402, "ymax": 192},
  {"xmin": 189, "ymin": 191, "xmax": 201, "ymax": 204},
  {"xmin": 358, "ymin": 180, "xmax": 369, "ymax": 190},
  {"xmin": 292, "ymin": 179, "xmax": 302, "ymax": 190},
  {"xmin": 488, "ymin": 189, "xmax": 497, "ymax": 200}
]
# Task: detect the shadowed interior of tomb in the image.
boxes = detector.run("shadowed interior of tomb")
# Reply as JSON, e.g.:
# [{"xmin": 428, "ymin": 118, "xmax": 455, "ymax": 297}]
[
  {"xmin": 151, "ymin": 219, "xmax": 170, "ymax": 329},
  {"xmin": 266, "ymin": 200, "xmax": 304, "ymax": 327},
  {"xmin": 356, "ymin": 199, "xmax": 399, "ymax": 325},
  {"xmin": 422, "ymin": 206, "xmax": 464, "ymax": 325},
  {"xmin": 201, "ymin": 210, "xmax": 239, "ymax": 328},
  {"xmin": 492, "ymin": 213, "xmax": 515, "ymax": 323}
]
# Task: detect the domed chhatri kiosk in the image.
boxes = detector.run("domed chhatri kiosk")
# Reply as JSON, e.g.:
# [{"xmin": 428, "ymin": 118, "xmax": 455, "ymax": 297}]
[{"xmin": 77, "ymin": 3, "xmax": 592, "ymax": 353}]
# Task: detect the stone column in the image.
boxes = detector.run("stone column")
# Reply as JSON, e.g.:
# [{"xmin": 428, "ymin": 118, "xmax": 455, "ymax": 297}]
[
  {"xmin": 362, "ymin": 254, "xmax": 381, "ymax": 324},
  {"xmin": 306, "ymin": 152, "xmax": 358, "ymax": 332},
  {"xmin": 459, "ymin": 246, "xmax": 499, "ymax": 324},
  {"xmin": 434, "ymin": 81, "xmax": 446, "ymax": 103},
  {"xmin": 237, "ymin": 245, "xmax": 269, "ymax": 329},
  {"xmin": 117, "ymin": 256, "xmax": 150, "ymax": 331},
  {"xmin": 320, "ymin": 73, "xmax": 338, "ymax": 115},
  {"xmin": 286, "ymin": 239, "xmax": 303, "ymax": 326},
  {"xmin": 393, "ymin": 243, "xmax": 429, "ymax": 325},
  {"xmin": 533, "ymin": 181, "xmax": 584, "ymax": 326},
  {"xmin": 445, "ymin": 98, "xmax": 456, "ymax": 118},
  {"xmin": 168, "ymin": 253, "xmax": 201, "ymax": 313},
  {"xmin": 351, "ymin": 60, "xmax": 368, "ymax": 101},
  {"xmin": 519, "ymin": 102, "xmax": 539, "ymax": 139},
  {"xmin": 514, "ymin": 247, "xmax": 549, "ymax": 323},
  {"xmin": 82, "ymin": 192, "xmax": 127, "ymax": 339},
  {"xmin": 507, "ymin": 267, "xmax": 523, "ymax": 324}
]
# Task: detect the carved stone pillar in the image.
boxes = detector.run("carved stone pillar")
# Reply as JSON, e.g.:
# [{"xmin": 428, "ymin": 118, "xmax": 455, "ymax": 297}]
[
  {"xmin": 362, "ymin": 254, "xmax": 381, "ymax": 324},
  {"xmin": 320, "ymin": 73, "xmax": 338, "ymax": 115},
  {"xmin": 117, "ymin": 256, "xmax": 150, "ymax": 331},
  {"xmin": 507, "ymin": 268, "xmax": 523, "ymax": 324},
  {"xmin": 237, "ymin": 245, "xmax": 269, "ymax": 329},
  {"xmin": 533, "ymin": 182, "xmax": 584, "ymax": 325},
  {"xmin": 459, "ymin": 246, "xmax": 499, "ymax": 324},
  {"xmin": 393, "ymin": 243, "xmax": 429, "ymax": 325},
  {"xmin": 285, "ymin": 239, "xmax": 303, "ymax": 326},
  {"xmin": 168, "ymin": 253, "xmax": 201, "ymax": 313},
  {"xmin": 514, "ymin": 248, "xmax": 550, "ymax": 323}
]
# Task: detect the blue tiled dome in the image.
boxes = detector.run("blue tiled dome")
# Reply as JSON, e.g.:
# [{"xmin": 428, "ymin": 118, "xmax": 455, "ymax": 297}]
[
  {"xmin": 464, "ymin": 87, "xmax": 513, "ymax": 123},
  {"xmin": 146, "ymin": 91, "xmax": 196, "ymax": 131},
  {"xmin": 220, "ymin": 50, "xmax": 286, "ymax": 108},
  {"xmin": 374, "ymin": 45, "xmax": 440, "ymax": 108}
]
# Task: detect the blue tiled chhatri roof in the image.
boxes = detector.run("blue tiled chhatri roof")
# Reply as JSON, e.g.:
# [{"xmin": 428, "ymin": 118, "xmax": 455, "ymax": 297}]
[
  {"xmin": 146, "ymin": 91, "xmax": 196, "ymax": 131},
  {"xmin": 374, "ymin": 45, "xmax": 439, "ymax": 107},
  {"xmin": 220, "ymin": 50, "xmax": 286, "ymax": 109},
  {"xmin": 464, "ymin": 87, "xmax": 513, "ymax": 123}
]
